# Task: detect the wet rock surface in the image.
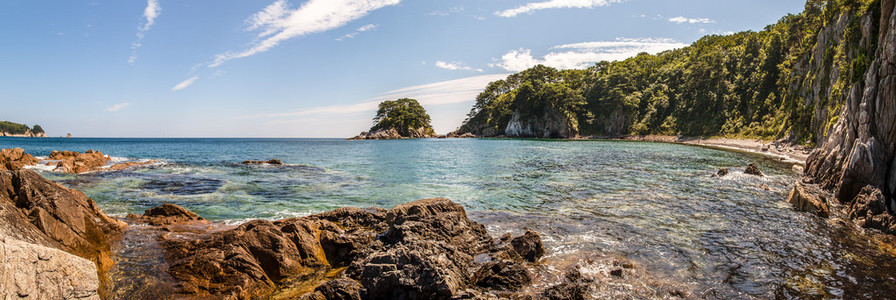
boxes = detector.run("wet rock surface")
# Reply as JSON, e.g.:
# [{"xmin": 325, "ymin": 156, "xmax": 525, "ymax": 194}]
[
  {"xmin": 241, "ymin": 159, "xmax": 283, "ymax": 165},
  {"xmin": 744, "ymin": 163, "xmax": 764, "ymax": 176},
  {"xmin": 49, "ymin": 150, "xmax": 111, "ymax": 174},
  {"xmin": 0, "ymin": 148, "xmax": 39, "ymax": 171},
  {"xmin": 847, "ymin": 185, "xmax": 896, "ymax": 234},
  {"xmin": 156, "ymin": 198, "xmax": 545, "ymax": 299},
  {"xmin": 788, "ymin": 181, "xmax": 832, "ymax": 218},
  {"xmin": 127, "ymin": 203, "xmax": 208, "ymax": 226}
]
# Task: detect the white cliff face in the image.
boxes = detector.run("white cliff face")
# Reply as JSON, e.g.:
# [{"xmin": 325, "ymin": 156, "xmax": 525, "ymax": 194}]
[
  {"xmin": 505, "ymin": 109, "xmax": 573, "ymax": 138},
  {"xmin": 0, "ymin": 234, "xmax": 100, "ymax": 300}
]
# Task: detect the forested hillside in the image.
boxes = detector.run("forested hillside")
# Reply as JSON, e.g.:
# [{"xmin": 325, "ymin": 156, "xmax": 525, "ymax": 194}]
[{"xmin": 458, "ymin": 0, "xmax": 881, "ymax": 146}]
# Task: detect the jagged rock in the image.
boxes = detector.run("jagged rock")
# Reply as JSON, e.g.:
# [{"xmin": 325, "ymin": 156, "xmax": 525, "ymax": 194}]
[
  {"xmin": 541, "ymin": 268, "xmax": 593, "ymax": 300},
  {"xmin": 510, "ymin": 230, "xmax": 545, "ymax": 263},
  {"xmin": 0, "ymin": 234, "xmax": 100, "ymax": 300},
  {"xmin": 714, "ymin": 168, "xmax": 729, "ymax": 177},
  {"xmin": 472, "ymin": 260, "xmax": 531, "ymax": 291},
  {"xmin": 241, "ymin": 159, "xmax": 283, "ymax": 165},
  {"xmin": 49, "ymin": 150, "xmax": 110, "ymax": 174},
  {"xmin": 127, "ymin": 203, "xmax": 207, "ymax": 226},
  {"xmin": 0, "ymin": 148, "xmax": 39, "ymax": 171},
  {"xmin": 788, "ymin": 181, "xmax": 831, "ymax": 218},
  {"xmin": 847, "ymin": 185, "xmax": 896, "ymax": 234},
  {"xmin": 744, "ymin": 163, "xmax": 764, "ymax": 176},
  {"xmin": 160, "ymin": 198, "xmax": 544, "ymax": 299}
]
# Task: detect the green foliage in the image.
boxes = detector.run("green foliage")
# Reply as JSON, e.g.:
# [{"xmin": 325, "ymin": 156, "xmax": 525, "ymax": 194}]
[
  {"xmin": 31, "ymin": 124, "xmax": 44, "ymax": 134},
  {"xmin": 371, "ymin": 98, "xmax": 434, "ymax": 136},
  {"xmin": 461, "ymin": 0, "xmax": 881, "ymax": 144},
  {"xmin": 0, "ymin": 121, "xmax": 32, "ymax": 135}
]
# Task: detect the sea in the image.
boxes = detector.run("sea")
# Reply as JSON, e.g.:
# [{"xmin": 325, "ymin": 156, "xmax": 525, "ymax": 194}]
[{"xmin": 1, "ymin": 137, "xmax": 893, "ymax": 298}]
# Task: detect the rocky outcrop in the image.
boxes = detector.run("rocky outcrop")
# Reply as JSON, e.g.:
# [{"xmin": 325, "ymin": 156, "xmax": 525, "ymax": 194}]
[
  {"xmin": 446, "ymin": 131, "xmax": 476, "ymax": 138},
  {"xmin": 126, "ymin": 203, "xmax": 208, "ymax": 226},
  {"xmin": 0, "ymin": 148, "xmax": 39, "ymax": 171},
  {"xmin": 159, "ymin": 198, "xmax": 543, "ymax": 299},
  {"xmin": 847, "ymin": 185, "xmax": 896, "ymax": 234},
  {"xmin": 0, "ymin": 129, "xmax": 47, "ymax": 138},
  {"xmin": 744, "ymin": 163, "xmax": 764, "ymax": 176},
  {"xmin": 49, "ymin": 150, "xmax": 111, "ymax": 174},
  {"xmin": 241, "ymin": 159, "xmax": 283, "ymax": 165},
  {"xmin": 1, "ymin": 169, "xmax": 126, "ymax": 280},
  {"xmin": 803, "ymin": 0, "xmax": 896, "ymax": 233},
  {"xmin": 788, "ymin": 181, "xmax": 832, "ymax": 218},
  {"xmin": 349, "ymin": 127, "xmax": 437, "ymax": 140},
  {"xmin": 505, "ymin": 108, "xmax": 576, "ymax": 138},
  {"xmin": 0, "ymin": 234, "xmax": 100, "ymax": 299}
]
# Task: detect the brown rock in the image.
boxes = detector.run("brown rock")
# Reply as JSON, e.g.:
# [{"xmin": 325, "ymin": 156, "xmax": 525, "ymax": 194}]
[
  {"xmin": 744, "ymin": 163, "xmax": 764, "ymax": 176},
  {"xmin": 0, "ymin": 148, "xmax": 39, "ymax": 171},
  {"xmin": 128, "ymin": 203, "xmax": 208, "ymax": 226},
  {"xmin": 49, "ymin": 150, "xmax": 111, "ymax": 174},
  {"xmin": 847, "ymin": 185, "xmax": 896, "ymax": 234},
  {"xmin": 242, "ymin": 159, "xmax": 284, "ymax": 165},
  {"xmin": 472, "ymin": 260, "xmax": 532, "ymax": 291},
  {"xmin": 109, "ymin": 160, "xmax": 155, "ymax": 171},
  {"xmin": 510, "ymin": 230, "xmax": 545, "ymax": 263},
  {"xmin": 541, "ymin": 269, "xmax": 593, "ymax": 300},
  {"xmin": 715, "ymin": 168, "xmax": 729, "ymax": 177},
  {"xmin": 787, "ymin": 181, "xmax": 831, "ymax": 218}
]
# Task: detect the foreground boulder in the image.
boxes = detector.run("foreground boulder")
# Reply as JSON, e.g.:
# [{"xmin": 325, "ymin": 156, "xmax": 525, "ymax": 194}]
[
  {"xmin": 847, "ymin": 185, "xmax": 896, "ymax": 234},
  {"xmin": 159, "ymin": 198, "xmax": 543, "ymax": 299},
  {"xmin": 49, "ymin": 150, "xmax": 111, "ymax": 174},
  {"xmin": 788, "ymin": 181, "xmax": 832, "ymax": 218},
  {"xmin": 0, "ymin": 234, "xmax": 100, "ymax": 299},
  {"xmin": 0, "ymin": 148, "xmax": 39, "ymax": 171}
]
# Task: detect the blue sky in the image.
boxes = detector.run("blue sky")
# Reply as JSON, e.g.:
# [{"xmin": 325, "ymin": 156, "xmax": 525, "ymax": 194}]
[{"xmin": 0, "ymin": 0, "xmax": 806, "ymax": 137}]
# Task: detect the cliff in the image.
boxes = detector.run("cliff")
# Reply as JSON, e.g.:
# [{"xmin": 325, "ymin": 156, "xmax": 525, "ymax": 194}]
[
  {"xmin": 0, "ymin": 121, "xmax": 46, "ymax": 137},
  {"xmin": 802, "ymin": 0, "xmax": 896, "ymax": 234},
  {"xmin": 457, "ymin": 0, "xmax": 883, "ymax": 143}
]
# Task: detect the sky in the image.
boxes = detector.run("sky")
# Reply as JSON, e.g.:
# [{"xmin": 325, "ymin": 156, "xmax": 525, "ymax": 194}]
[{"xmin": 0, "ymin": 0, "xmax": 807, "ymax": 138}]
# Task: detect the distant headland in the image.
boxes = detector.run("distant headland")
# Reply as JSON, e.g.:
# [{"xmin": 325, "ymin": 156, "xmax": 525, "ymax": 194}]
[{"xmin": 0, "ymin": 121, "xmax": 46, "ymax": 137}]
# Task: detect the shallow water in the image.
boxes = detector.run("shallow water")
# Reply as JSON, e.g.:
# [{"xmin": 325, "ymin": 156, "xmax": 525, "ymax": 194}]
[{"xmin": 2, "ymin": 137, "xmax": 894, "ymax": 298}]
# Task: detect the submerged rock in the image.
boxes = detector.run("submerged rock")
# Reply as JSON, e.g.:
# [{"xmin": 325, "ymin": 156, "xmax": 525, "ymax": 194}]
[
  {"xmin": 714, "ymin": 168, "xmax": 729, "ymax": 177},
  {"xmin": 788, "ymin": 181, "xmax": 831, "ymax": 218},
  {"xmin": 744, "ymin": 163, "xmax": 764, "ymax": 176},
  {"xmin": 242, "ymin": 159, "xmax": 283, "ymax": 165}
]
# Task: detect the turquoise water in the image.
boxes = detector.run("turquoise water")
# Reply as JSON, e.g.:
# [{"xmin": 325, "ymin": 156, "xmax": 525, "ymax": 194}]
[{"xmin": 2, "ymin": 137, "xmax": 894, "ymax": 298}]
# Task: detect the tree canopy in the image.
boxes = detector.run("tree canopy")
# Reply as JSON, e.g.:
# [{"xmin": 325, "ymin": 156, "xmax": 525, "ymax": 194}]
[
  {"xmin": 460, "ymin": 0, "xmax": 880, "ymax": 146},
  {"xmin": 371, "ymin": 98, "xmax": 435, "ymax": 136}
]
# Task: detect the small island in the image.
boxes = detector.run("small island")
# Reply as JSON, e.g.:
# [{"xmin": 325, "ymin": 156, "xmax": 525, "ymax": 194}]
[
  {"xmin": 0, "ymin": 121, "xmax": 46, "ymax": 137},
  {"xmin": 349, "ymin": 98, "xmax": 437, "ymax": 139}
]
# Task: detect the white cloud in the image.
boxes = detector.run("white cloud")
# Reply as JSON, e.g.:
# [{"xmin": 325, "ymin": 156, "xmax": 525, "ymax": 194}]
[
  {"xmin": 210, "ymin": 0, "xmax": 400, "ymax": 67},
  {"xmin": 490, "ymin": 38, "xmax": 687, "ymax": 72},
  {"xmin": 237, "ymin": 74, "xmax": 508, "ymax": 134},
  {"xmin": 668, "ymin": 16, "xmax": 714, "ymax": 24},
  {"xmin": 129, "ymin": 0, "xmax": 161, "ymax": 64},
  {"xmin": 429, "ymin": 6, "xmax": 464, "ymax": 16},
  {"xmin": 171, "ymin": 76, "xmax": 199, "ymax": 91},
  {"xmin": 106, "ymin": 102, "xmax": 131, "ymax": 112},
  {"xmin": 435, "ymin": 61, "xmax": 483, "ymax": 72},
  {"xmin": 496, "ymin": 0, "xmax": 623, "ymax": 17},
  {"xmin": 336, "ymin": 24, "xmax": 378, "ymax": 41}
]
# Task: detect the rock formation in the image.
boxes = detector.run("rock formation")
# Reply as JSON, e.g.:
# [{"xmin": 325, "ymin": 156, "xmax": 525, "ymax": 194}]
[
  {"xmin": 0, "ymin": 148, "xmax": 39, "ymax": 171},
  {"xmin": 241, "ymin": 159, "xmax": 284, "ymax": 165},
  {"xmin": 788, "ymin": 181, "xmax": 831, "ymax": 218},
  {"xmin": 126, "ymin": 203, "xmax": 208, "ymax": 226},
  {"xmin": 1, "ymin": 169, "xmax": 126, "ymax": 298},
  {"xmin": 349, "ymin": 127, "xmax": 437, "ymax": 140},
  {"xmin": 157, "ymin": 198, "xmax": 543, "ymax": 299},
  {"xmin": 49, "ymin": 150, "xmax": 111, "ymax": 174},
  {"xmin": 744, "ymin": 163, "xmax": 764, "ymax": 177},
  {"xmin": 504, "ymin": 108, "xmax": 576, "ymax": 138},
  {"xmin": 802, "ymin": 0, "xmax": 896, "ymax": 234}
]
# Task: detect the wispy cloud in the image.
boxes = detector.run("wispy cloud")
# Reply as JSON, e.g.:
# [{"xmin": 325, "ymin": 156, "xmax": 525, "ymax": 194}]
[
  {"xmin": 435, "ymin": 61, "xmax": 483, "ymax": 72},
  {"xmin": 429, "ymin": 6, "xmax": 464, "ymax": 16},
  {"xmin": 239, "ymin": 74, "xmax": 508, "ymax": 127},
  {"xmin": 106, "ymin": 102, "xmax": 131, "ymax": 112},
  {"xmin": 210, "ymin": 0, "xmax": 400, "ymax": 67},
  {"xmin": 490, "ymin": 38, "xmax": 687, "ymax": 72},
  {"xmin": 496, "ymin": 0, "xmax": 623, "ymax": 18},
  {"xmin": 129, "ymin": 0, "xmax": 161, "ymax": 64},
  {"xmin": 336, "ymin": 24, "xmax": 377, "ymax": 41},
  {"xmin": 668, "ymin": 16, "xmax": 714, "ymax": 24},
  {"xmin": 171, "ymin": 76, "xmax": 199, "ymax": 91}
]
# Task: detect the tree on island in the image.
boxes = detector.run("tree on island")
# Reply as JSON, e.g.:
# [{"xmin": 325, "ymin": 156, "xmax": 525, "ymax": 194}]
[
  {"xmin": 31, "ymin": 125, "xmax": 44, "ymax": 134},
  {"xmin": 369, "ymin": 98, "xmax": 435, "ymax": 137}
]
